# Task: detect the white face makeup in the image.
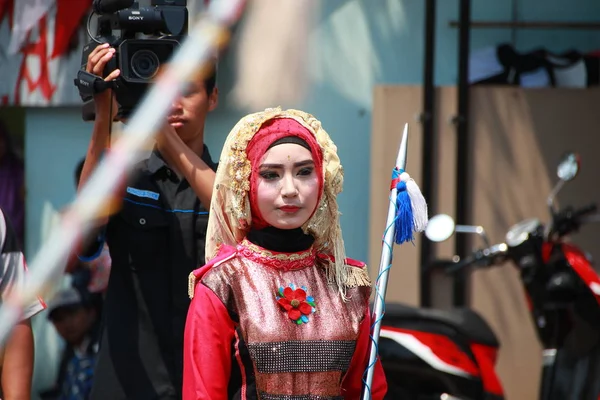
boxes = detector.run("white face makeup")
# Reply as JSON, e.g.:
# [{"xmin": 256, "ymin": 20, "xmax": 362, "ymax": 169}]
[{"xmin": 255, "ymin": 143, "xmax": 319, "ymax": 230}]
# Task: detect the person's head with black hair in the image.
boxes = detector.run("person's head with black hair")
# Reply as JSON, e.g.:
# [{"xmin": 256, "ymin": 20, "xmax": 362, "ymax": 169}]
[
  {"xmin": 202, "ymin": 59, "xmax": 218, "ymax": 96},
  {"xmin": 47, "ymin": 285, "xmax": 99, "ymax": 347},
  {"xmin": 155, "ymin": 57, "xmax": 219, "ymax": 147}
]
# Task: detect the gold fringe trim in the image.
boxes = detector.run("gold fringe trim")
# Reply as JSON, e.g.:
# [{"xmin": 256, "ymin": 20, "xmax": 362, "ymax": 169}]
[
  {"xmin": 188, "ymin": 272, "xmax": 198, "ymax": 299},
  {"xmin": 344, "ymin": 265, "xmax": 371, "ymax": 288}
]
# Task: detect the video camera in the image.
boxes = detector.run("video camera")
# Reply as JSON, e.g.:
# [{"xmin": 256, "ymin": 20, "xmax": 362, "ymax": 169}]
[{"xmin": 75, "ymin": 0, "xmax": 188, "ymax": 121}]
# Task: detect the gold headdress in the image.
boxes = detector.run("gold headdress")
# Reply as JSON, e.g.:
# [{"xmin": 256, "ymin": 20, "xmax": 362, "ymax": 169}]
[{"xmin": 206, "ymin": 107, "xmax": 354, "ymax": 298}]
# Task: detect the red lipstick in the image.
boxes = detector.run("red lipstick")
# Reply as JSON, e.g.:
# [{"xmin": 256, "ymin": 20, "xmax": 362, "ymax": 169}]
[{"xmin": 279, "ymin": 206, "xmax": 300, "ymax": 213}]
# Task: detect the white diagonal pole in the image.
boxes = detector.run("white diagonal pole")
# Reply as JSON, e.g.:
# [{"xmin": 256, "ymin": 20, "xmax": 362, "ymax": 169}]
[{"xmin": 0, "ymin": 0, "xmax": 245, "ymax": 345}]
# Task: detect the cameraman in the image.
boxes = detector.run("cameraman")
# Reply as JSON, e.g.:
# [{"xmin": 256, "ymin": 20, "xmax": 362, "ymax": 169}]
[{"xmin": 77, "ymin": 43, "xmax": 219, "ymax": 400}]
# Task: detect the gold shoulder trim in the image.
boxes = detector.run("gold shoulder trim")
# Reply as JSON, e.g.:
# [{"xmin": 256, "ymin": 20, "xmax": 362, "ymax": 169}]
[
  {"xmin": 188, "ymin": 272, "xmax": 199, "ymax": 299},
  {"xmin": 344, "ymin": 264, "xmax": 371, "ymax": 288},
  {"xmin": 188, "ymin": 248, "xmax": 239, "ymax": 299}
]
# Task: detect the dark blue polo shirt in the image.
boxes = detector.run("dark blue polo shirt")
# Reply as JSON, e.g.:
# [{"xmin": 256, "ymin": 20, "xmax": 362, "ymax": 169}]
[{"xmin": 86, "ymin": 146, "xmax": 217, "ymax": 400}]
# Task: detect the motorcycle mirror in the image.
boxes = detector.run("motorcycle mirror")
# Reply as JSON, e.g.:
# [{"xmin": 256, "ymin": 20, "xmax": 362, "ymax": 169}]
[
  {"xmin": 548, "ymin": 152, "xmax": 580, "ymax": 213},
  {"xmin": 425, "ymin": 214, "xmax": 456, "ymax": 242},
  {"xmin": 557, "ymin": 152, "xmax": 580, "ymax": 182}
]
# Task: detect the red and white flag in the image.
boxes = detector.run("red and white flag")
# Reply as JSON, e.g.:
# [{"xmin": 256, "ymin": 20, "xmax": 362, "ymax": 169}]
[
  {"xmin": 8, "ymin": 0, "xmax": 54, "ymax": 54},
  {"xmin": 52, "ymin": 0, "xmax": 92, "ymax": 58}
]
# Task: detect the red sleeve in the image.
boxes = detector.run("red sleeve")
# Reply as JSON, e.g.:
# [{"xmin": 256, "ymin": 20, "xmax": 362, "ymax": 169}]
[
  {"xmin": 183, "ymin": 281, "xmax": 236, "ymax": 400},
  {"xmin": 341, "ymin": 309, "xmax": 388, "ymax": 400}
]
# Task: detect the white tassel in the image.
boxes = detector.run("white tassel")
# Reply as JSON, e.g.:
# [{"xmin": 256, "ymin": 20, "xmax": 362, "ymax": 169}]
[{"xmin": 400, "ymin": 172, "xmax": 429, "ymax": 232}]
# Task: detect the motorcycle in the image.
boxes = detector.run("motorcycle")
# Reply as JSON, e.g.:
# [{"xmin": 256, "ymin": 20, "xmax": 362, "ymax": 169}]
[{"xmin": 378, "ymin": 152, "xmax": 600, "ymax": 400}]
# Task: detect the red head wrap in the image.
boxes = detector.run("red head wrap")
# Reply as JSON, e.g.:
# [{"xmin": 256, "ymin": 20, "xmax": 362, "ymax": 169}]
[{"xmin": 246, "ymin": 118, "xmax": 324, "ymax": 229}]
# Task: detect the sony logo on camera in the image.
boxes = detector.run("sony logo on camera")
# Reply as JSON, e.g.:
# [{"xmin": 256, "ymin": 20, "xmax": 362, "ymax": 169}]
[{"xmin": 76, "ymin": 0, "xmax": 188, "ymax": 121}]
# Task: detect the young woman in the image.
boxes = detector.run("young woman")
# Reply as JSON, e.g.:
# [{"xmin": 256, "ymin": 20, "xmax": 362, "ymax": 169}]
[{"xmin": 184, "ymin": 108, "xmax": 387, "ymax": 399}]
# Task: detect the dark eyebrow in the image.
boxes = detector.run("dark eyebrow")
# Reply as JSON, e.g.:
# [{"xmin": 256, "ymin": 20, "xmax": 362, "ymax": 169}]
[{"xmin": 259, "ymin": 160, "xmax": 315, "ymax": 169}]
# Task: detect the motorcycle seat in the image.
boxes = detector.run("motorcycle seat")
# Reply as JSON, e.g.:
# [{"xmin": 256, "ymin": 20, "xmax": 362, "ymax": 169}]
[{"xmin": 380, "ymin": 302, "xmax": 499, "ymax": 347}]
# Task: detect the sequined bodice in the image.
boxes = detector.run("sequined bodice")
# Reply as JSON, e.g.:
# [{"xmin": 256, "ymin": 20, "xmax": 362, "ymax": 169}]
[{"xmin": 202, "ymin": 242, "xmax": 369, "ymax": 399}]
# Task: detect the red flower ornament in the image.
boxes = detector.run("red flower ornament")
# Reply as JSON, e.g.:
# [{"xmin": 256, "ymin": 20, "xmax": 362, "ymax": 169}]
[{"xmin": 276, "ymin": 283, "xmax": 316, "ymax": 325}]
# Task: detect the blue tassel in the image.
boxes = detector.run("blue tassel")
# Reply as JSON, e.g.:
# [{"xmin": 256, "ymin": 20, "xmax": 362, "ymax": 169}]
[{"xmin": 392, "ymin": 169, "xmax": 415, "ymax": 244}]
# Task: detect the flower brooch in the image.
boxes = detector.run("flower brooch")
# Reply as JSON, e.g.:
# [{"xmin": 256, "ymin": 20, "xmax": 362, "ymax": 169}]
[{"xmin": 276, "ymin": 283, "xmax": 316, "ymax": 325}]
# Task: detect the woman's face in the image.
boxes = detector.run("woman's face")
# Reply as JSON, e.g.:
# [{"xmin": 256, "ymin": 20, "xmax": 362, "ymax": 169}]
[{"xmin": 255, "ymin": 142, "xmax": 320, "ymax": 230}]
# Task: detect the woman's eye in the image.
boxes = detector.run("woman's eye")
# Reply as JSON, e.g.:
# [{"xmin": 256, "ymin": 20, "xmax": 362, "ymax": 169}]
[
  {"xmin": 298, "ymin": 167, "xmax": 314, "ymax": 176},
  {"xmin": 260, "ymin": 171, "xmax": 279, "ymax": 180}
]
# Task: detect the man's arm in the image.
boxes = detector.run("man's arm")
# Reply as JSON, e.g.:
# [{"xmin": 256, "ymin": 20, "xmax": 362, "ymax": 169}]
[
  {"xmin": 158, "ymin": 126, "xmax": 216, "ymax": 209},
  {"xmin": 75, "ymin": 106, "xmax": 113, "ymax": 259},
  {"xmin": 73, "ymin": 44, "xmax": 121, "ymax": 262},
  {"xmin": 1, "ymin": 320, "xmax": 34, "ymax": 400},
  {"xmin": 78, "ymin": 113, "xmax": 112, "ymax": 193},
  {"xmin": 78, "ymin": 44, "xmax": 121, "ymax": 191}
]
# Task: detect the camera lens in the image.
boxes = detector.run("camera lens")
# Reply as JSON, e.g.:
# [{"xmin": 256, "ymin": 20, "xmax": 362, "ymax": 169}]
[{"xmin": 131, "ymin": 50, "xmax": 160, "ymax": 80}]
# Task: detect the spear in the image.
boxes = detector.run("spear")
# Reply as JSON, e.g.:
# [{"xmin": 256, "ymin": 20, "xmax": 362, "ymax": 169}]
[{"xmin": 361, "ymin": 123, "xmax": 428, "ymax": 399}]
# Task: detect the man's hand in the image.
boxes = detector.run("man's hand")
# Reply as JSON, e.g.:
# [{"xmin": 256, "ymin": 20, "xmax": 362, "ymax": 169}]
[
  {"xmin": 1, "ymin": 320, "xmax": 34, "ymax": 400},
  {"xmin": 156, "ymin": 122, "xmax": 180, "ymax": 145},
  {"xmin": 86, "ymin": 43, "xmax": 121, "ymax": 121}
]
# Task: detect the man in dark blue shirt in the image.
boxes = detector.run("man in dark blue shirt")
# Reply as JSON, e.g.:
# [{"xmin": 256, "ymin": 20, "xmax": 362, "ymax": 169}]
[{"xmin": 78, "ymin": 43, "xmax": 219, "ymax": 399}]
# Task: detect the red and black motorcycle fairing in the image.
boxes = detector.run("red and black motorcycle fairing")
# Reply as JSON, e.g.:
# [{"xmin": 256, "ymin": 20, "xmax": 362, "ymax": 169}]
[{"xmin": 378, "ymin": 303, "xmax": 504, "ymax": 400}]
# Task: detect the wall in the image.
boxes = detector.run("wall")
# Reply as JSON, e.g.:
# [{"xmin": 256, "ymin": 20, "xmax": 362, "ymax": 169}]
[
  {"xmin": 23, "ymin": 107, "xmax": 93, "ymax": 396},
  {"xmin": 369, "ymin": 85, "xmax": 424, "ymax": 307},
  {"xmin": 25, "ymin": 108, "xmax": 92, "ymax": 257}
]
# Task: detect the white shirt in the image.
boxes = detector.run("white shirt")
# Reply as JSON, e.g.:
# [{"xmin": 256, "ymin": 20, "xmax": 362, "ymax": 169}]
[{"xmin": 0, "ymin": 208, "xmax": 45, "ymax": 320}]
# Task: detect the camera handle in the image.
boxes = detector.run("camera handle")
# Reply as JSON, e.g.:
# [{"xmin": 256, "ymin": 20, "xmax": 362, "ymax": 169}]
[{"xmin": 74, "ymin": 70, "xmax": 117, "ymax": 99}]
